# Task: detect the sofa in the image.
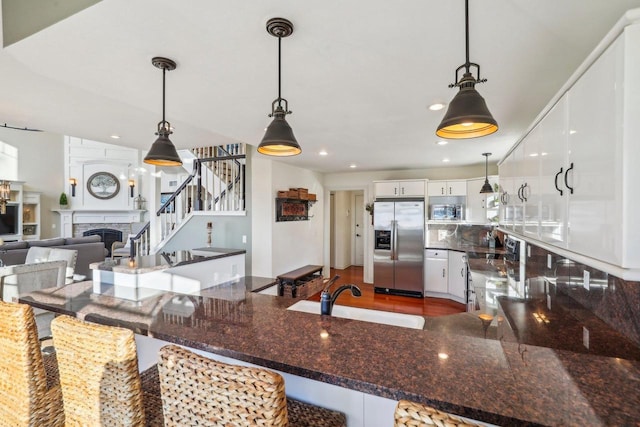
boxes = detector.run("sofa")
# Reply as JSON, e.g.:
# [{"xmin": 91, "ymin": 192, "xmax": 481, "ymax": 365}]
[{"xmin": 0, "ymin": 236, "xmax": 107, "ymax": 277}]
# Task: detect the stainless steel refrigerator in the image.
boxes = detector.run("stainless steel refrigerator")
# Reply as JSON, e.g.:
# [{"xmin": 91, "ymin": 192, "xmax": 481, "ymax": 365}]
[{"xmin": 373, "ymin": 199, "xmax": 424, "ymax": 297}]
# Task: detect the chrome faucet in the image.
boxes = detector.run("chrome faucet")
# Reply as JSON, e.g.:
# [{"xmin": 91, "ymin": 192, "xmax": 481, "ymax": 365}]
[{"xmin": 320, "ymin": 275, "xmax": 362, "ymax": 315}]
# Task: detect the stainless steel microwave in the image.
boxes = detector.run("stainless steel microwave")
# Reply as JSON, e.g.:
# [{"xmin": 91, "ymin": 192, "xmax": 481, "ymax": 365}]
[{"xmin": 430, "ymin": 204, "xmax": 463, "ymax": 220}]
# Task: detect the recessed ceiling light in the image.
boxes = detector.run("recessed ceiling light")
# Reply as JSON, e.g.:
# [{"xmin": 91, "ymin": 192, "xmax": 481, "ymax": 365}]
[
  {"xmin": 569, "ymin": 129, "xmax": 577, "ymax": 134},
  {"xmin": 319, "ymin": 150, "xmax": 328, "ymax": 156},
  {"xmin": 442, "ymin": 158, "xmax": 450, "ymax": 163},
  {"xmin": 110, "ymin": 135, "xmax": 120, "ymax": 139},
  {"xmin": 349, "ymin": 164, "xmax": 357, "ymax": 168},
  {"xmin": 529, "ymin": 153, "xmax": 538, "ymax": 157},
  {"xmin": 438, "ymin": 353, "xmax": 449, "ymax": 360},
  {"xmin": 436, "ymin": 140, "xmax": 448, "ymax": 146},
  {"xmin": 429, "ymin": 103, "xmax": 445, "ymax": 111}
]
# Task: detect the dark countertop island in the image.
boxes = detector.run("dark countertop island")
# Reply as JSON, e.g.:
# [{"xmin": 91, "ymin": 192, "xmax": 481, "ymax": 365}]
[{"xmin": 19, "ymin": 275, "xmax": 640, "ymax": 426}]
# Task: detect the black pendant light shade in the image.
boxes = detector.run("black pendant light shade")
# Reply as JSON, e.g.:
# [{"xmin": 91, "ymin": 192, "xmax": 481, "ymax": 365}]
[
  {"xmin": 480, "ymin": 152, "xmax": 494, "ymax": 193},
  {"xmin": 436, "ymin": 0, "xmax": 498, "ymax": 139},
  {"xmin": 258, "ymin": 103, "xmax": 301, "ymax": 156},
  {"xmin": 144, "ymin": 57, "xmax": 182, "ymax": 167},
  {"xmin": 258, "ymin": 17, "xmax": 301, "ymax": 157}
]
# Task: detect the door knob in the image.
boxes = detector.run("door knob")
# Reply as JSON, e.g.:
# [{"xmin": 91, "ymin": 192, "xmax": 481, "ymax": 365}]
[{"xmin": 356, "ymin": 234, "xmax": 361, "ymax": 237}]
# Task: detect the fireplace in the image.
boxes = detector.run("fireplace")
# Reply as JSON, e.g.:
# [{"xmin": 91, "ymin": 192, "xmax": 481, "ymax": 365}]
[{"xmin": 84, "ymin": 228, "xmax": 123, "ymax": 257}]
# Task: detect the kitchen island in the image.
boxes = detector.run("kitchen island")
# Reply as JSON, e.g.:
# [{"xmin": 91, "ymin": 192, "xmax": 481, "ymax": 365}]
[{"xmin": 19, "ymin": 277, "xmax": 640, "ymax": 426}]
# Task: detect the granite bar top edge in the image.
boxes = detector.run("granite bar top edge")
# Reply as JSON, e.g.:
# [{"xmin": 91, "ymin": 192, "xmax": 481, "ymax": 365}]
[{"xmin": 90, "ymin": 247, "xmax": 246, "ymax": 273}]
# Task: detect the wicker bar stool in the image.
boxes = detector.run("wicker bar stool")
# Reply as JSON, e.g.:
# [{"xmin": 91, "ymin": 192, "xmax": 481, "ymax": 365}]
[
  {"xmin": 0, "ymin": 301, "xmax": 64, "ymax": 427},
  {"xmin": 50, "ymin": 315, "xmax": 163, "ymax": 426},
  {"xmin": 394, "ymin": 399, "xmax": 485, "ymax": 427},
  {"xmin": 157, "ymin": 345, "xmax": 347, "ymax": 427}
]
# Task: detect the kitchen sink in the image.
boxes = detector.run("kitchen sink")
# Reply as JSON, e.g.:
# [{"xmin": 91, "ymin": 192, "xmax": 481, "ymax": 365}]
[{"xmin": 287, "ymin": 300, "xmax": 425, "ymax": 329}]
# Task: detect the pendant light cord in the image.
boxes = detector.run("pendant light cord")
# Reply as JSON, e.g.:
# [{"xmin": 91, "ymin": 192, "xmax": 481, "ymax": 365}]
[
  {"xmin": 464, "ymin": 0, "xmax": 470, "ymax": 73},
  {"xmin": 277, "ymin": 36, "xmax": 282, "ymax": 108},
  {"xmin": 162, "ymin": 67, "xmax": 166, "ymax": 124}
]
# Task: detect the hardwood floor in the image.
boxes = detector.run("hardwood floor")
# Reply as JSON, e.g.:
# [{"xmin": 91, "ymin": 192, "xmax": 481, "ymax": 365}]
[{"xmin": 307, "ymin": 266, "xmax": 465, "ymax": 317}]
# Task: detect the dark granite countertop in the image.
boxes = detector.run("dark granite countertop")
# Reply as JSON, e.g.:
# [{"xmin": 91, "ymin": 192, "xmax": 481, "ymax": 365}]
[
  {"xmin": 90, "ymin": 247, "xmax": 246, "ymax": 274},
  {"xmin": 19, "ymin": 278, "xmax": 640, "ymax": 426}
]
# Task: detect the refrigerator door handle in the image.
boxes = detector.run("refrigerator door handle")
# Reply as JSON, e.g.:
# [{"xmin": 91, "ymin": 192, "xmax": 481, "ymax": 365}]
[{"xmin": 391, "ymin": 220, "xmax": 398, "ymax": 260}]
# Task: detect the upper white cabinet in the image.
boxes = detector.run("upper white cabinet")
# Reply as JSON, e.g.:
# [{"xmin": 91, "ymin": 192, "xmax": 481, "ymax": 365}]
[
  {"xmin": 427, "ymin": 180, "xmax": 466, "ymax": 197},
  {"xmin": 499, "ymin": 22, "xmax": 640, "ymax": 270},
  {"xmin": 374, "ymin": 180, "xmax": 425, "ymax": 198},
  {"xmin": 466, "ymin": 176, "xmax": 499, "ymax": 224}
]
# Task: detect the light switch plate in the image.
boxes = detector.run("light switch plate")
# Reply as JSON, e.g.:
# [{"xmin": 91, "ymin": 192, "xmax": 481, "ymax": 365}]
[
  {"xmin": 242, "ymin": 235, "xmax": 247, "ymax": 244},
  {"xmin": 547, "ymin": 254, "xmax": 552, "ymax": 269},
  {"xmin": 583, "ymin": 327, "xmax": 589, "ymax": 349},
  {"xmin": 583, "ymin": 270, "xmax": 590, "ymax": 290}
]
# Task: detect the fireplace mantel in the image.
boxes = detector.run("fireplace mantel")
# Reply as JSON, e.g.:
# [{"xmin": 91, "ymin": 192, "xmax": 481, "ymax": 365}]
[{"xmin": 52, "ymin": 209, "xmax": 146, "ymax": 238}]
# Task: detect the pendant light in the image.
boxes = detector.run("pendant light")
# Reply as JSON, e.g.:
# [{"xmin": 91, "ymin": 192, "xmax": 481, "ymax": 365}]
[
  {"xmin": 144, "ymin": 57, "xmax": 182, "ymax": 166},
  {"xmin": 436, "ymin": 0, "xmax": 498, "ymax": 139},
  {"xmin": 258, "ymin": 18, "xmax": 301, "ymax": 157},
  {"xmin": 479, "ymin": 152, "xmax": 494, "ymax": 193}
]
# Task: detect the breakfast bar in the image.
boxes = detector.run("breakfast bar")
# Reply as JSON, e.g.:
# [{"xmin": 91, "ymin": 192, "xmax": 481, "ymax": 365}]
[{"xmin": 19, "ymin": 278, "xmax": 640, "ymax": 427}]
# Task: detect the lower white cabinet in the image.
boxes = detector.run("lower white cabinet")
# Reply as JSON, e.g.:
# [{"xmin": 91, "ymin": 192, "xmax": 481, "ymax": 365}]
[
  {"xmin": 424, "ymin": 249, "xmax": 467, "ymax": 303},
  {"xmin": 447, "ymin": 251, "xmax": 467, "ymax": 302},
  {"xmin": 424, "ymin": 249, "xmax": 447, "ymax": 294}
]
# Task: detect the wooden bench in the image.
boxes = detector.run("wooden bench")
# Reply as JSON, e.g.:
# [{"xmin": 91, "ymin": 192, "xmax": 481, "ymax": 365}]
[{"xmin": 276, "ymin": 265, "xmax": 323, "ymax": 298}]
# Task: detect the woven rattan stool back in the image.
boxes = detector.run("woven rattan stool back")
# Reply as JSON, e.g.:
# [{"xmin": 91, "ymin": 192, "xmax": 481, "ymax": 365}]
[
  {"xmin": 51, "ymin": 315, "xmax": 146, "ymax": 426},
  {"xmin": 158, "ymin": 345, "xmax": 289, "ymax": 426},
  {"xmin": 0, "ymin": 301, "xmax": 63, "ymax": 427},
  {"xmin": 394, "ymin": 399, "xmax": 484, "ymax": 427}
]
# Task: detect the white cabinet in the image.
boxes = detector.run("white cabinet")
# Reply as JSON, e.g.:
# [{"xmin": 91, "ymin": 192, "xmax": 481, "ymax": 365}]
[
  {"xmin": 565, "ymin": 29, "xmax": 622, "ymax": 266},
  {"xmin": 424, "ymin": 249, "xmax": 447, "ymax": 294},
  {"xmin": 498, "ymin": 23, "xmax": 640, "ymax": 270},
  {"xmin": 427, "ymin": 180, "xmax": 466, "ymax": 197},
  {"xmin": 374, "ymin": 180, "xmax": 424, "ymax": 198},
  {"xmin": 447, "ymin": 251, "xmax": 467, "ymax": 302},
  {"xmin": 538, "ymin": 94, "xmax": 569, "ymax": 247},
  {"xmin": 466, "ymin": 176, "xmax": 499, "ymax": 224},
  {"xmin": 424, "ymin": 249, "xmax": 467, "ymax": 303}
]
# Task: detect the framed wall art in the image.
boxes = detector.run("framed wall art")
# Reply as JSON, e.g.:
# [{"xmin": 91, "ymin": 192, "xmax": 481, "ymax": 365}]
[
  {"xmin": 87, "ymin": 172, "xmax": 120, "ymax": 200},
  {"xmin": 276, "ymin": 198, "xmax": 309, "ymax": 222}
]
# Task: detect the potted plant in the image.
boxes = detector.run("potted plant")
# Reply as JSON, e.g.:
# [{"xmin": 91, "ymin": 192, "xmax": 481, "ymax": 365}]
[
  {"xmin": 365, "ymin": 203, "xmax": 374, "ymax": 225},
  {"xmin": 59, "ymin": 192, "xmax": 69, "ymax": 209}
]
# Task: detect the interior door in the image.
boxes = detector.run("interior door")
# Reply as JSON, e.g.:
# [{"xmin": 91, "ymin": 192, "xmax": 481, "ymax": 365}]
[{"xmin": 354, "ymin": 194, "xmax": 364, "ymax": 266}]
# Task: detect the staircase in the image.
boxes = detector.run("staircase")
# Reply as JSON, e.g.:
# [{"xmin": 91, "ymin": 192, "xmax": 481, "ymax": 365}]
[{"xmin": 127, "ymin": 144, "xmax": 246, "ymax": 257}]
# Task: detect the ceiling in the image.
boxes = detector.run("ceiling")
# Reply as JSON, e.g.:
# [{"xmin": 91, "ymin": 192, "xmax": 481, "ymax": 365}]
[{"xmin": 1, "ymin": 0, "xmax": 639, "ymax": 173}]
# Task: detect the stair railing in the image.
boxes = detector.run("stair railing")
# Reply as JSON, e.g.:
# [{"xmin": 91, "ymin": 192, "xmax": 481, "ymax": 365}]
[{"xmin": 129, "ymin": 148, "xmax": 246, "ymax": 257}]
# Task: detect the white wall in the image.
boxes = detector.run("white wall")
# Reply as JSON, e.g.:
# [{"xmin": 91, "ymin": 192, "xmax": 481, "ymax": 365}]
[
  {"xmin": 0, "ymin": 141, "xmax": 18, "ymax": 181},
  {"xmin": 0, "ymin": 128, "xmax": 64, "ymax": 238},
  {"xmin": 251, "ymin": 155, "xmax": 324, "ymax": 278},
  {"xmin": 65, "ymin": 136, "xmax": 142, "ymax": 211}
]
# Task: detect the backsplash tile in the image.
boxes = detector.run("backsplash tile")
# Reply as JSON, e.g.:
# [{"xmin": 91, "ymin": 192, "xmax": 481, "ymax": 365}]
[{"xmin": 527, "ymin": 243, "xmax": 640, "ymax": 347}]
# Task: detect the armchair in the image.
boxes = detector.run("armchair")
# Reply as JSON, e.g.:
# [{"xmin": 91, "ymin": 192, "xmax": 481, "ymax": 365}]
[{"xmin": 0, "ymin": 260, "xmax": 67, "ymax": 339}]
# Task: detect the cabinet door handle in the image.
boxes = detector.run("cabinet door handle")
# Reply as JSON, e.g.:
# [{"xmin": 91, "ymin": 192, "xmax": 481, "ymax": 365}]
[
  {"xmin": 461, "ymin": 267, "xmax": 464, "ymax": 277},
  {"xmin": 554, "ymin": 167, "xmax": 564, "ymax": 196},
  {"xmin": 401, "ymin": 187, "xmax": 405, "ymax": 195},
  {"xmin": 522, "ymin": 182, "xmax": 528, "ymax": 202},
  {"xmin": 564, "ymin": 162, "xmax": 574, "ymax": 195},
  {"xmin": 517, "ymin": 185, "xmax": 523, "ymax": 202},
  {"xmin": 441, "ymin": 187, "xmax": 444, "ymax": 195},
  {"xmin": 394, "ymin": 187, "xmax": 398, "ymax": 195},
  {"xmin": 449, "ymin": 186, "xmax": 452, "ymax": 195},
  {"xmin": 442, "ymin": 269, "xmax": 446, "ymax": 278}
]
